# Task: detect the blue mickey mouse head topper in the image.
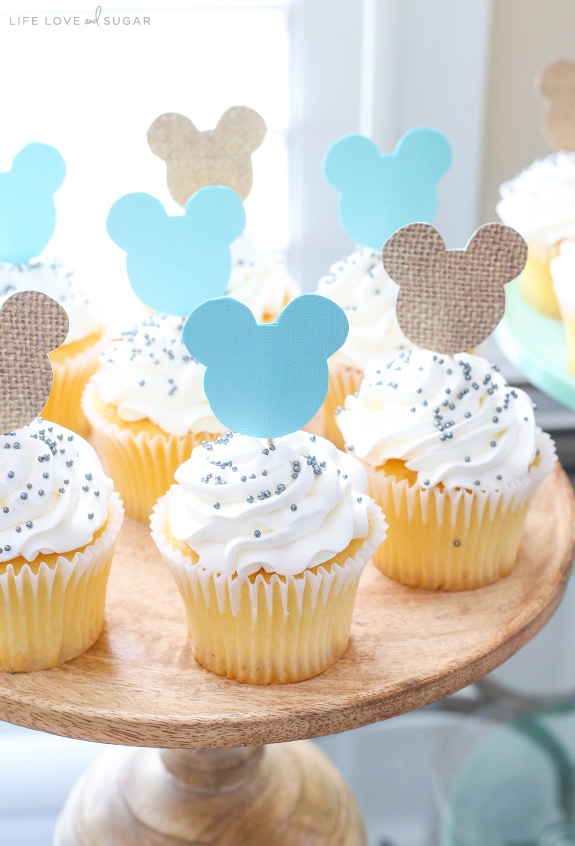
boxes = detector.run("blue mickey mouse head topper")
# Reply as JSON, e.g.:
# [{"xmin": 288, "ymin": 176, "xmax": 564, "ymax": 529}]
[
  {"xmin": 106, "ymin": 185, "xmax": 246, "ymax": 316},
  {"xmin": 0, "ymin": 143, "xmax": 66, "ymax": 263},
  {"xmin": 183, "ymin": 293, "xmax": 349, "ymax": 438},
  {"xmin": 323, "ymin": 127, "xmax": 452, "ymax": 250}
]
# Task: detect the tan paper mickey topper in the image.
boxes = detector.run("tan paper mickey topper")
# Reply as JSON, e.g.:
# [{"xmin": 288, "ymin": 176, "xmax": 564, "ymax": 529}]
[
  {"xmin": 147, "ymin": 107, "xmax": 266, "ymax": 207},
  {"xmin": 539, "ymin": 59, "xmax": 575, "ymax": 151},
  {"xmin": 381, "ymin": 222, "xmax": 527, "ymax": 355},
  {"xmin": 0, "ymin": 290, "xmax": 68, "ymax": 433}
]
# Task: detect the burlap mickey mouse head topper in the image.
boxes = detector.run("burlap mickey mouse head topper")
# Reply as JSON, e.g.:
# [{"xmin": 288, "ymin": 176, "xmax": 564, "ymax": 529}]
[
  {"xmin": 0, "ymin": 291, "xmax": 68, "ymax": 433},
  {"xmin": 381, "ymin": 222, "xmax": 528, "ymax": 356},
  {"xmin": 148, "ymin": 107, "xmax": 266, "ymax": 208},
  {"xmin": 539, "ymin": 59, "xmax": 575, "ymax": 151}
]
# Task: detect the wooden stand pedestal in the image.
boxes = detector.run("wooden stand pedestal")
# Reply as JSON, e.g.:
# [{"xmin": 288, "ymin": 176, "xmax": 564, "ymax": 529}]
[{"xmin": 55, "ymin": 742, "xmax": 366, "ymax": 845}]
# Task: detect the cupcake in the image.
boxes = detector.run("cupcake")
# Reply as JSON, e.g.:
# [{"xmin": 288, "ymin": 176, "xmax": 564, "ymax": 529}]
[
  {"xmin": 227, "ymin": 235, "xmax": 300, "ymax": 323},
  {"xmin": 316, "ymin": 248, "xmax": 409, "ymax": 447},
  {"xmin": 151, "ymin": 430, "xmax": 386, "ymax": 684},
  {"xmin": 550, "ymin": 239, "xmax": 575, "ymax": 374},
  {"xmin": 0, "ymin": 417, "xmax": 123, "ymax": 672},
  {"xmin": 336, "ymin": 349, "xmax": 556, "ymax": 591},
  {"xmin": 83, "ymin": 312, "xmax": 225, "ymax": 523},
  {"xmin": 496, "ymin": 152, "xmax": 575, "ymax": 317},
  {"xmin": 0, "ymin": 261, "xmax": 104, "ymax": 437}
]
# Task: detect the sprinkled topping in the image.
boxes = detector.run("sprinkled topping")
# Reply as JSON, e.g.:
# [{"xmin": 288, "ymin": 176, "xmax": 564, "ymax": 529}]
[
  {"xmin": 92, "ymin": 313, "xmax": 223, "ymax": 439},
  {"xmin": 336, "ymin": 349, "xmax": 551, "ymax": 490},
  {"xmin": 0, "ymin": 419, "xmax": 113, "ymax": 563}
]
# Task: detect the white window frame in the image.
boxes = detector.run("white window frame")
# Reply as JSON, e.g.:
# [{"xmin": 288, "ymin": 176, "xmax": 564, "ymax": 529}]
[{"xmin": 287, "ymin": 0, "xmax": 494, "ymax": 289}]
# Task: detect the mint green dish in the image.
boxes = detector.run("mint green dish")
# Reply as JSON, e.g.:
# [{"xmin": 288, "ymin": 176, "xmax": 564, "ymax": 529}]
[
  {"xmin": 440, "ymin": 704, "xmax": 575, "ymax": 845},
  {"xmin": 495, "ymin": 277, "xmax": 575, "ymax": 411}
]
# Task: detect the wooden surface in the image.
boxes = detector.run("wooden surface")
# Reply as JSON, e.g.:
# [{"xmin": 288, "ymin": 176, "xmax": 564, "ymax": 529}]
[
  {"xmin": 55, "ymin": 741, "xmax": 367, "ymax": 845},
  {"xmin": 0, "ymin": 463, "xmax": 572, "ymax": 749}
]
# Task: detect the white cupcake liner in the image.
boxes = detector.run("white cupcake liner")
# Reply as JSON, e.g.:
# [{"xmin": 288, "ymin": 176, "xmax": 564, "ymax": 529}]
[
  {"xmin": 43, "ymin": 332, "xmax": 104, "ymax": 437},
  {"xmin": 82, "ymin": 381, "xmax": 223, "ymax": 522},
  {"xmin": 151, "ymin": 494, "xmax": 385, "ymax": 682},
  {"xmin": 0, "ymin": 492, "xmax": 124, "ymax": 671},
  {"xmin": 151, "ymin": 494, "xmax": 386, "ymax": 620},
  {"xmin": 364, "ymin": 432, "xmax": 556, "ymax": 590},
  {"xmin": 372, "ymin": 429, "xmax": 556, "ymax": 527}
]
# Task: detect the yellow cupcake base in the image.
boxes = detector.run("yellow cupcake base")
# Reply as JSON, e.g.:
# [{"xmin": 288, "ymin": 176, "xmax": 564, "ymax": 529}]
[
  {"xmin": 151, "ymin": 499, "xmax": 386, "ymax": 684},
  {"xmin": 42, "ymin": 329, "xmax": 104, "ymax": 437},
  {"xmin": 0, "ymin": 493, "xmax": 123, "ymax": 672},
  {"xmin": 83, "ymin": 384, "xmax": 223, "ymax": 523},
  {"xmin": 521, "ymin": 243, "xmax": 561, "ymax": 317},
  {"xmin": 365, "ymin": 458, "xmax": 552, "ymax": 591}
]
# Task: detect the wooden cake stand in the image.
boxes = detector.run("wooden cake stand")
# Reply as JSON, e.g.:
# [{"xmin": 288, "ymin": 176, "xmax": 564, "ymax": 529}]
[{"xmin": 0, "ymin": 465, "xmax": 572, "ymax": 844}]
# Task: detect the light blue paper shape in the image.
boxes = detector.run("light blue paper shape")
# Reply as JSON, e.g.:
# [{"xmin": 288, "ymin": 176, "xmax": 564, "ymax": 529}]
[
  {"xmin": 183, "ymin": 293, "xmax": 349, "ymax": 438},
  {"xmin": 106, "ymin": 185, "xmax": 246, "ymax": 316},
  {"xmin": 323, "ymin": 127, "xmax": 452, "ymax": 250},
  {"xmin": 0, "ymin": 143, "xmax": 66, "ymax": 263}
]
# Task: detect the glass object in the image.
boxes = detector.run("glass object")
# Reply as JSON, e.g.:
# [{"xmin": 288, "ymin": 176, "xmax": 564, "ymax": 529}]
[{"xmin": 435, "ymin": 698, "xmax": 575, "ymax": 846}]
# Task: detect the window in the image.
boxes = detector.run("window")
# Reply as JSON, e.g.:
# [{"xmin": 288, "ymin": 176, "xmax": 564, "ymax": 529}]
[{"xmin": 0, "ymin": 2, "xmax": 289, "ymax": 325}]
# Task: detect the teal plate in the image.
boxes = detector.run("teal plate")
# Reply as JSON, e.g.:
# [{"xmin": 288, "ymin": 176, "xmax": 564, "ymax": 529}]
[
  {"xmin": 495, "ymin": 277, "xmax": 575, "ymax": 411},
  {"xmin": 440, "ymin": 703, "xmax": 575, "ymax": 846}
]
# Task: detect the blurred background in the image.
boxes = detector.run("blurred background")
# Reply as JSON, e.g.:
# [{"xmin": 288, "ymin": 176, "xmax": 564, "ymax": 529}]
[{"xmin": 1, "ymin": 1, "xmax": 575, "ymax": 843}]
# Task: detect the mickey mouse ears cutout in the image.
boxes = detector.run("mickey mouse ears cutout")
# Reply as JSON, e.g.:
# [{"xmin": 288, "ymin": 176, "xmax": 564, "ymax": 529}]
[
  {"xmin": 381, "ymin": 222, "xmax": 527, "ymax": 355},
  {"xmin": 0, "ymin": 143, "xmax": 66, "ymax": 264},
  {"xmin": 183, "ymin": 294, "xmax": 349, "ymax": 438},
  {"xmin": 107, "ymin": 186, "xmax": 246, "ymax": 316},
  {"xmin": 539, "ymin": 59, "xmax": 575, "ymax": 151},
  {"xmin": 148, "ymin": 107, "xmax": 266, "ymax": 208},
  {"xmin": 323, "ymin": 127, "xmax": 452, "ymax": 250},
  {"xmin": 0, "ymin": 291, "xmax": 68, "ymax": 433}
]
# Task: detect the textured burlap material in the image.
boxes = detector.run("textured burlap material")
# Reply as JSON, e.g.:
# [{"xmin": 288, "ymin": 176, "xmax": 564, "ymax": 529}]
[
  {"xmin": 539, "ymin": 59, "xmax": 575, "ymax": 151},
  {"xmin": 381, "ymin": 222, "xmax": 527, "ymax": 355},
  {"xmin": 0, "ymin": 290, "xmax": 68, "ymax": 433},
  {"xmin": 147, "ymin": 107, "xmax": 266, "ymax": 207}
]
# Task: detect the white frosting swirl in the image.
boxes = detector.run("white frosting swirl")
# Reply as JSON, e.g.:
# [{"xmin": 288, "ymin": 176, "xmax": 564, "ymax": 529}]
[
  {"xmin": 0, "ymin": 418, "xmax": 112, "ymax": 563},
  {"xmin": 91, "ymin": 313, "xmax": 222, "ymax": 438},
  {"xmin": 551, "ymin": 238, "xmax": 575, "ymax": 316},
  {"xmin": 317, "ymin": 249, "xmax": 409, "ymax": 369},
  {"xmin": 227, "ymin": 236, "xmax": 299, "ymax": 322},
  {"xmin": 337, "ymin": 350, "xmax": 554, "ymax": 489},
  {"xmin": 497, "ymin": 152, "xmax": 575, "ymax": 245},
  {"xmin": 0, "ymin": 261, "xmax": 101, "ymax": 344},
  {"xmin": 167, "ymin": 430, "xmax": 374, "ymax": 577}
]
